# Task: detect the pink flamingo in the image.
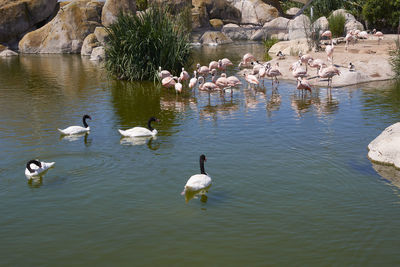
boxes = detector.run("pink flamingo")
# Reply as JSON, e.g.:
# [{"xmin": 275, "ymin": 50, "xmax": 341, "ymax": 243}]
[
  {"xmin": 226, "ymin": 75, "xmax": 242, "ymax": 87},
  {"xmin": 345, "ymin": 32, "xmax": 356, "ymax": 51},
  {"xmin": 291, "ymin": 63, "xmax": 307, "ymax": 78},
  {"xmin": 373, "ymin": 29, "xmax": 383, "ymax": 44},
  {"xmin": 325, "ymin": 41, "xmax": 334, "ymax": 64},
  {"xmin": 209, "ymin": 61, "xmax": 219, "ymax": 71},
  {"xmin": 357, "ymin": 31, "xmax": 368, "ymax": 40},
  {"xmin": 296, "ymin": 77, "xmax": 312, "ymax": 93},
  {"xmin": 175, "ymin": 77, "xmax": 183, "ymax": 93},
  {"xmin": 215, "ymin": 75, "xmax": 229, "ymax": 89},
  {"xmin": 308, "ymin": 58, "xmax": 326, "ymax": 75},
  {"xmin": 196, "ymin": 63, "xmax": 210, "ymax": 77},
  {"xmin": 300, "ymin": 53, "xmax": 313, "ymax": 71},
  {"xmin": 239, "ymin": 53, "xmax": 256, "ymax": 68},
  {"xmin": 198, "ymin": 76, "xmax": 220, "ymax": 91},
  {"xmin": 318, "ymin": 64, "xmax": 340, "ymax": 87},
  {"xmin": 162, "ymin": 76, "xmax": 176, "ymax": 88},
  {"xmin": 321, "ymin": 30, "xmax": 332, "ymax": 41},
  {"xmin": 188, "ymin": 71, "xmax": 197, "ymax": 89},
  {"xmin": 158, "ymin": 66, "xmax": 171, "ymax": 80},
  {"xmin": 267, "ymin": 63, "xmax": 282, "ymax": 84},
  {"xmin": 180, "ymin": 67, "xmax": 190, "ymax": 81},
  {"xmin": 244, "ymin": 71, "xmax": 259, "ymax": 87}
]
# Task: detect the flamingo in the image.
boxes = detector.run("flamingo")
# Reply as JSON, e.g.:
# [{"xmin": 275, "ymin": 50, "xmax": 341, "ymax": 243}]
[
  {"xmin": 321, "ymin": 30, "xmax": 332, "ymax": 42},
  {"xmin": 296, "ymin": 77, "xmax": 312, "ymax": 93},
  {"xmin": 239, "ymin": 53, "xmax": 256, "ymax": 68},
  {"xmin": 179, "ymin": 68, "xmax": 190, "ymax": 82},
  {"xmin": 325, "ymin": 41, "xmax": 334, "ymax": 63},
  {"xmin": 318, "ymin": 64, "xmax": 340, "ymax": 87},
  {"xmin": 189, "ymin": 71, "xmax": 197, "ymax": 89},
  {"xmin": 345, "ymin": 32, "xmax": 356, "ymax": 51},
  {"xmin": 219, "ymin": 58, "xmax": 233, "ymax": 67},
  {"xmin": 196, "ymin": 63, "xmax": 210, "ymax": 77},
  {"xmin": 226, "ymin": 75, "xmax": 242, "ymax": 87},
  {"xmin": 198, "ymin": 76, "xmax": 220, "ymax": 91},
  {"xmin": 251, "ymin": 61, "xmax": 262, "ymax": 75},
  {"xmin": 215, "ymin": 75, "xmax": 229, "ymax": 89},
  {"xmin": 373, "ymin": 29, "xmax": 384, "ymax": 44},
  {"xmin": 308, "ymin": 58, "xmax": 326, "ymax": 75},
  {"xmin": 162, "ymin": 76, "xmax": 176, "ymax": 88},
  {"xmin": 244, "ymin": 71, "xmax": 259, "ymax": 87},
  {"xmin": 357, "ymin": 31, "xmax": 368, "ymax": 40},
  {"xmin": 209, "ymin": 61, "xmax": 219, "ymax": 70},
  {"xmin": 291, "ymin": 62, "xmax": 307, "ymax": 78},
  {"xmin": 158, "ymin": 66, "xmax": 171, "ymax": 80},
  {"xmin": 175, "ymin": 77, "xmax": 183, "ymax": 93},
  {"xmin": 300, "ymin": 54, "xmax": 313, "ymax": 71},
  {"xmin": 266, "ymin": 63, "xmax": 282, "ymax": 84}
]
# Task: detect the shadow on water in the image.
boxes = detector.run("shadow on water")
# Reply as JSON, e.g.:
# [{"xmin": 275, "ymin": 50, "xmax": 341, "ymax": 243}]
[{"xmin": 370, "ymin": 162, "xmax": 400, "ymax": 190}]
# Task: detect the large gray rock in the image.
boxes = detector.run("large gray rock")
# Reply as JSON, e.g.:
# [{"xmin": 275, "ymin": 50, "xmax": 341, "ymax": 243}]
[
  {"xmin": 222, "ymin": 23, "xmax": 257, "ymax": 40},
  {"xmin": 0, "ymin": 0, "xmax": 58, "ymax": 44},
  {"xmin": 263, "ymin": 17, "xmax": 289, "ymax": 39},
  {"xmin": 205, "ymin": 0, "xmax": 241, "ymax": 23},
  {"xmin": 288, "ymin": 15, "xmax": 310, "ymax": 40},
  {"xmin": 19, "ymin": 0, "xmax": 102, "ymax": 54},
  {"xmin": 286, "ymin": 7, "xmax": 300, "ymax": 16},
  {"xmin": 101, "ymin": 0, "xmax": 136, "ymax": 27},
  {"xmin": 312, "ymin": 16, "xmax": 329, "ymax": 32},
  {"xmin": 200, "ymin": 31, "xmax": 233, "ymax": 44},
  {"xmin": 368, "ymin": 123, "xmax": 400, "ymax": 169},
  {"xmin": 345, "ymin": 20, "xmax": 364, "ymax": 33},
  {"xmin": 81, "ymin": 33, "xmax": 99, "ymax": 56},
  {"xmin": 192, "ymin": 0, "xmax": 210, "ymax": 29},
  {"xmin": 269, "ymin": 38, "xmax": 309, "ymax": 55},
  {"xmin": 228, "ymin": 0, "xmax": 278, "ymax": 25}
]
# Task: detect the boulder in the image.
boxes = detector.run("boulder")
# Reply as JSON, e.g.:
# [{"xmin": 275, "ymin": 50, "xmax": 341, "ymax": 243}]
[
  {"xmin": 269, "ymin": 38, "xmax": 309, "ymax": 55},
  {"xmin": 263, "ymin": 17, "xmax": 289, "ymax": 39},
  {"xmin": 205, "ymin": 0, "xmax": 241, "ymax": 24},
  {"xmin": 192, "ymin": 1, "xmax": 209, "ymax": 29},
  {"xmin": 209, "ymin": 19, "xmax": 223, "ymax": 30},
  {"xmin": 102, "ymin": 0, "xmax": 136, "ymax": 27},
  {"xmin": 288, "ymin": 14, "xmax": 310, "ymax": 40},
  {"xmin": 228, "ymin": 0, "xmax": 278, "ymax": 25},
  {"xmin": 330, "ymin": 9, "xmax": 355, "ymax": 24},
  {"xmin": 90, "ymin": 46, "xmax": 105, "ymax": 61},
  {"xmin": 0, "ymin": 49, "xmax": 18, "ymax": 57},
  {"xmin": 94, "ymin": 26, "xmax": 109, "ymax": 46},
  {"xmin": 312, "ymin": 16, "xmax": 329, "ymax": 32},
  {"xmin": 149, "ymin": 0, "xmax": 190, "ymax": 14},
  {"xmin": 345, "ymin": 20, "xmax": 364, "ymax": 33},
  {"xmin": 368, "ymin": 123, "xmax": 400, "ymax": 169},
  {"xmin": 19, "ymin": 0, "xmax": 102, "ymax": 54},
  {"xmin": 81, "ymin": 33, "xmax": 99, "ymax": 56},
  {"xmin": 250, "ymin": 29, "xmax": 266, "ymax": 41},
  {"xmin": 0, "ymin": 0, "xmax": 58, "ymax": 44},
  {"xmin": 200, "ymin": 31, "xmax": 233, "ymax": 44},
  {"xmin": 222, "ymin": 23, "xmax": 257, "ymax": 40},
  {"xmin": 286, "ymin": 7, "xmax": 300, "ymax": 16}
]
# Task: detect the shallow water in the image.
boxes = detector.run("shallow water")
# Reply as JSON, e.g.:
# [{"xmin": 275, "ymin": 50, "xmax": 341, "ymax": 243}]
[{"xmin": 1, "ymin": 44, "xmax": 400, "ymax": 266}]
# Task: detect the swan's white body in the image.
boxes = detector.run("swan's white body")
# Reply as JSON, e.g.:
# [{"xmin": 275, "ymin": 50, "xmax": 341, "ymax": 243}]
[
  {"xmin": 58, "ymin": 126, "xmax": 90, "ymax": 135},
  {"xmin": 184, "ymin": 174, "xmax": 212, "ymax": 192},
  {"xmin": 118, "ymin": 127, "xmax": 157, "ymax": 137},
  {"xmin": 25, "ymin": 161, "xmax": 55, "ymax": 178}
]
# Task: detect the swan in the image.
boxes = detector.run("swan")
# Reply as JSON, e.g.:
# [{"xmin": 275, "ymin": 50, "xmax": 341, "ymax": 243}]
[
  {"xmin": 58, "ymin": 115, "xmax": 91, "ymax": 135},
  {"xmin": 118, "ymin": 117, "xmax": 159, "ymax": 137},
  {"xmin": 181, "ymin": 154, "xmax": 212, "ymax": 195},
  {"xmin": 25, "ymin": 159, "xmax": 55, "ymax": 178}
]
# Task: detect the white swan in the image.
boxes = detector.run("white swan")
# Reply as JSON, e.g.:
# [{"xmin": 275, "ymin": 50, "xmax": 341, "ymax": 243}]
[
  {"xmin": 181, "ymin": 154, "xmax": 212, "ymax": 195},
  {"xmin": 25, "ymin": 159, "xmax": 55, "ymax": 178},
  {"xmin": 118, "ymin": 117, "xmax": 159, "ymax": 137},
  {"xmin": 58, "ymin": 115, "xmax": 91, "ymax": 135}
]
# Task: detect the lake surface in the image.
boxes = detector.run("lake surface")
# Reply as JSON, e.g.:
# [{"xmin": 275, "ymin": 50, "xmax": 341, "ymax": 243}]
[{"xmin": 1, "ymin": 43, "xmax": 400, "ymax": 266}]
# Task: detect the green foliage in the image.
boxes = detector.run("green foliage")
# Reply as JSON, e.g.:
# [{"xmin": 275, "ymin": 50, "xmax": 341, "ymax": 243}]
[
  {"xmin": 390, "ymin": 40, "xmax": 400, "ymax": 79},
  {"xmin": 309, "ymin": 0, "xmax": 344, "ymax": 18},
  {"xmin": 263, "ymin": 37, "xmax": 278, "ymax": 61},
  {"xmin": 136, "ymin": 0, "xmax": 148, "ymax": 11},
  {"xmin": 328, "ymin": 13, "xmax": 345, "ymax": 37},
  {"xmin": 362, "ymin": 0, "xmax": 400, "ymax": 31},
  {"xmin": 105, "ymin": 4, "xmax": 191, "ymax": 81}
]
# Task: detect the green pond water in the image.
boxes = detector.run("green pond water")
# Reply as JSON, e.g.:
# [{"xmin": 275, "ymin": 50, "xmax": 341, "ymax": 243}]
[{"xmin": 1, "ymin": 43, "xmax": 400, "ymax": 266}]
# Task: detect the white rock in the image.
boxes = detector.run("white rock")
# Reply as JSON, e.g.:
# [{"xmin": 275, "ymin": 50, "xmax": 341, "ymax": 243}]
[
  {"xmin": 345, "ymin": 20, "xmax": 364, "ymax": 34},
  {"xmin": 286, "ymin": 7, "xmax": 300, "ymax": 15},
  {"xmin": 228, "ymin": 0, "xmax": 278, "ymax": 25},
  {"xmin": 269, "ymin": 38, "xmax": 309, "ymax": 55},
  {"xmin": 90, "ymin": 46, "xmax": 105, "ymax": 61},
  {"xmin": 263, "ymin": 17, "xmax": 289, "ymax": 39},
  {"xmin": 312, "ymin": 16, "xmax": 329, "ymax": 32},
  {"xmin": 368, "ymin": 123, "xmax": 400, "ymax": 168},
  {"xmin": 0, "ymin": 49, "xmax": 18, "ymax": 57},
  {"xmin": 330, "ymin": 9, "xmax": 355, "ymax": 23}
]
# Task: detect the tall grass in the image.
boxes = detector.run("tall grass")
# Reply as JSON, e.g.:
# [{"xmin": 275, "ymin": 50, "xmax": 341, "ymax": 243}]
[
  {"xmin": 390, "ymin": 40, "xmax": 400, "ymax": 79},
  {"xmin": 263, "ymin": 37, "xmax": 279, "ymax": 61},
  {"xmin": 328, "ymin": 13, "xmax": 345, "ymax": 37},
  {"xmin": 105, "ymin": 4, "xmax": 191, "ymax": 81}
]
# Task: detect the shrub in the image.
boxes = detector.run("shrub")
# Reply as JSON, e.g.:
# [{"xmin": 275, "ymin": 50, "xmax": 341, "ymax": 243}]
[
  {"xmin": 263, "ymin": 37, "xmax": 279, "ymax": 61},
  {"xmin": 362, "ymin": 0, "xmax": 400, "ymax": 31},
  {"xmin": 390, "ymin": 40, "xmax": 400, "ymax": 79},
  {"xmin": 105, "ymin": 4, "xmax": 191, "ymax": 81},
  {"xmin": 136, "ymin": 0, "xmax": 148, "ymax": 11},
  {"xmin": 328, "ymin": 13, "xmax": 345, "ymax": 37}
]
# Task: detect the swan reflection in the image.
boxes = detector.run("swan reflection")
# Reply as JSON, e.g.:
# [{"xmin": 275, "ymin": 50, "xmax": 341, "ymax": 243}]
[
  {"xmin": 183, "ymin": 185, "xmax": 211, "ymax": 203},
  {"xmin": 60, "ymin": 132, "xmax": 88, "ymax": 142},
  {"xmin": 120, "ymin": 135, "xmax": 158, "ymax": 147}
]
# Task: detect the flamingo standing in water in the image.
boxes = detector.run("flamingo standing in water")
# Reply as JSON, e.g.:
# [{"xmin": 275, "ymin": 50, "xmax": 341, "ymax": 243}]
[
  {"xmin": 175, "ymin": 77, "xmax": 183, "ymax": 94},
  {"xmin": 266, "ymin": 63, "xmax": 282, "ymax": 84},
  {"xmin": 162, "ymin": 76, "xmax": 176, "ymax": 88},
  {"xmin": 226, "ymin": 75, "xmax": 242, "ymax": 87},
  {"xmin": 209, "ymin": 61, "xmax": 219, "ymax": 71},
  {"xmin": 239, "ymin": 53, "xmax": 256, "ymax": 68},
  {"xmin": 158, "ymin": 66, "xmax": 171, "ymax": 79},
  {"xmin": 180, "ymin": 68, "xmax": 190, "ymax": 82},
  {"xmin": 218, "ymin": 58, "xmax": 233, "ymax": 70},
  {"xmin": 244, "ymin": 71, "xmax": 259, "ymax": 88},
  {"xmin": 296, "ymin": 77, "xmax": 312, "ymax": 93},
  {"xmin": 198, "ymin": 76, "xmax": 220, "ymax": 91},
  {"xmin": 196, "ymin": 63, "xmax": 210, "ymax": 77},
  {"xmin": 291, "ymin": 62, "xmax": 307, "ymax": 78},
  {"xmin": 189, "ymin": 71, "xmax": 197, "ymax": 89},
  {"xmin": 318, "ymin": 64, "xmax": 340, "ymax": 87}
]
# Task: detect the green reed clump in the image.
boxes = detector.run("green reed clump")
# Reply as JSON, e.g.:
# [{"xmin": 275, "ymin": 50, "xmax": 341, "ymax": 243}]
[
  {"xmin": 263, "ymin": 37, "xmax": 279, "ymax": 61},
  {"xmin": 390, "ymin": 40, "xmax": 400, "ymax": 79},
  {"xmin": 105, "ymin": 4, "xmax": 191, "ymax": 81},
  {"xmin": 328, "ymin": 13, "xmax": 345, "ymax": 37}
]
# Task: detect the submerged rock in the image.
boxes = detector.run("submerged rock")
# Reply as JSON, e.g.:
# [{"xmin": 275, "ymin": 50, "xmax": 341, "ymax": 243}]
[
  {"xmin": 102, "ymin": 0, "xmax": 136, "ymax": 27},
  {"xmin": 19, "ymin": 0, "xmax": 102, "ymax": 54},
  {"xmin": 209, "ymin": 19, "xmax": 223, "ymax": 30},
  {"xmin": 90, "ymin": 46, "xmax": 105, "ymax": 61},
  {"xmin": 368, "ymin": 123, "xmax": 400, "ymax": 169},
  {"xmin": 81, "ymin": 33, "xmax": 100, "ymax": 56},
  {"xmin": 0, "ymin": 0, "xmax": 58, "ymax": 44},
  {"xmin": 0, "ymin": 49, "xmax": 18, "ymax": 57},
  {"xmin": 200, "ymin": 31, "xmax": 233, "ymax": 44}
]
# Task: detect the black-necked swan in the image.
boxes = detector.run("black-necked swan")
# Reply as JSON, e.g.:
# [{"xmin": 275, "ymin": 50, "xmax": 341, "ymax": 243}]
[
  {"xmin": 58, "ymin": 115, "xmax": 91, "ymax": 135},
  {"xmin": 118, "ymin": 117, "xmax": 160, "ymax": 137},
  {"xmin": 181, "ymin": 154, "xmax": 212, "ymax": 195},
  {"xmin": 25, "ymin": 159, "xmax": 55, "ymax": 178}
]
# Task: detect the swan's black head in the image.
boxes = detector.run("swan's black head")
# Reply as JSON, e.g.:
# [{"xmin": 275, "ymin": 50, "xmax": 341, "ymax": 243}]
[
  {"xmin": 26, "ymin": 159, "xmax": 41, "ymax": 173},
  {"xmin": 148, "ymin": 117, "xmax": 160, "ymax": 131},
  {"xmin": 83, "ymin": 115, "xmax": 91, "ymax": 128},
  {"xmin": 149, "ymin": 116, "xmax": 160, "ymax": 123},
  {"xmin": 200, "ymin": 154, "xmax": 206, "ymax": 162}
]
